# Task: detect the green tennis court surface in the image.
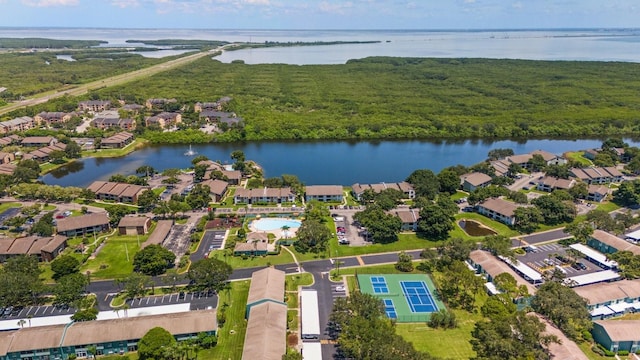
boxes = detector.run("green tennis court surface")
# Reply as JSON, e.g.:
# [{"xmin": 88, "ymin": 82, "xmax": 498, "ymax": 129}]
[{"xmin": 358, "ymin": 274, "xmax": 446, "ymax": 322}]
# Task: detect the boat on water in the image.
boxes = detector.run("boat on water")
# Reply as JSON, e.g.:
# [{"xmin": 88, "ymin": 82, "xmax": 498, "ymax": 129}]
[{"xmin": 184, "ymin": 145, "xmax": 197, "ymax": 156}]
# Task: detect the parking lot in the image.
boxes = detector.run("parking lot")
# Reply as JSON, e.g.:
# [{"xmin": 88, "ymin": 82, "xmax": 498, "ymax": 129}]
[
  {"xmin": 518, "ymin": 243, "xmax": 601, "ymax": 276},
  {"xmin": 106, "ymin": 291, "xmax": 217, "ymax": 311},
  {"xmin": 1, "ymin": 304, "xmax": 75, "ymax": 320},
  {"xmin": 191, "ymin": 230, "xmax": 226, "ymax": 261}
]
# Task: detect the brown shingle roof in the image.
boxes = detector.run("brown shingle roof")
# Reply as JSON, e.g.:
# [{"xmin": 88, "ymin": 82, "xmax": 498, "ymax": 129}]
[
  {"xmin": 305, "ymin": 185, "xmax": 343, "ymax": 196},
  {"xmin": 62, "ymin": 309, "xmax": 217, "ymax": 346},
  {"xmin": 246, "ymin": 267, "xmax": 285, "ymax": 306},
  {"xmin": 573, "ymin": 279, "xmax": 640, "ymax": 305},
  {"xmin": 478, "ymin": 198, "xmax": 520, "ymax": 218},
  {"xmin": 592, "ymin": 229, "xmax": 640, "ymax": 255},
  {"xmin": 56, "ymin": 213, "xmax": 109, "ymax": 233},
  {"xmin": 593, "ymin": 320, "xmax": 640, "ymax": 342},
  {"xmin": 469, "ymin": 250, "xmax": 537, "ymax": 295},
  {"xmin": 461, "ymin": 172, "xmax": 492, "ymax": 187},
  {"xmin": 118, "ymin": 216, "xmax": 150, "ymax": 228},
  {"xmin": 141, "ymin": 220, "xmax": 173, "ymax": 248},
  {"xmin": 242, "ymin": 302, "xmax": 287, "ymax": 360},
  {"xmin": 6, "ymin": 325, "xmax": 62, "ymax": 352}
]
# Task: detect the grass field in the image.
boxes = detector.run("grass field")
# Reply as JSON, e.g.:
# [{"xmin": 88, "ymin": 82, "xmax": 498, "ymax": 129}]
[
  {"xmin": 199, "ymin": 280, "xmax": 250, "ymax": 360},
  {"xmin": 396, "ymin": 307, "xmax": 481, "ymax": 360},
  {"xmin": 577, "ymin": 342, "xmax": 611, "ymax": 360},
  {"xmin": 285, "ymin": 272, "xmax": 314, "ymax": 291},
  {"xmin": 0, "ymin": 202, "xmax": 21, "ymax": 213},
  {"xmin": 81, "ymin": 235, "xmax": 142, "ymax": 279},
  {"xmin": 565, "ymin": 151, "xmax": 593, "ymax": 166}
]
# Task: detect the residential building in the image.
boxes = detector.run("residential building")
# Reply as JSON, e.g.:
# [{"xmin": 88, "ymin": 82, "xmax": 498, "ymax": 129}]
[
  {"xmin": 570, "ymin": 167, "xmax": 623, "ymax": 185},
  {"xmin": 21, "ymin": 136, "xmax": 57, "ymax": 147},
  {"xmin": 87, "ymin": 181, "xmax": 149, "ymax": 203},
  {"xmin": 200, "ymin": 179, "xmax": 229, "ymax": 202},
  {"xmin": 587, "ymin": 185, "xmax": 609, "ymax": 202},
  {"xmin": 305, "ymin": 185, "xmax": 343, "ymax": 202},
  {"xmin": 121, "ymin": 103, "xmax": 144, "ymax": 112},
  {"xmin": 234, "ymin": 187, "xmax": 296, "ymax": 205},
  {"xmin": 0, "ymin": 310, "xmax": 216, "ymax": 359},
  {"xmin": 78, "ymin": 100, "xmax": 111, "ymax": 112},
  {"xmin": 194, "ymin": 102, "xmax": 221, "ymax": 112},
  {"xmin": 573, "ymin": 279, "xmax": 640, "ymax": 320},
  {"xmin": 531, "ymin": 149, "xmax": 567, "ymax": 166},
  {"xmin": 536, "ymin": 176, "xmax": 575, "ymax": 192},
  {"xmin": 583, "ymin": 149, "xmax": 599, "ymax": 161},
  {"xmin": 0, "ymin": 152, "xmax": 15, "ymax": 165},
  {"xmin": 468, "ymin": 249, "xmax": 537, "ymax": 295},
  {"xmin": 0, "ymin": 164, "xmax": 16, "ymax": 175},
  {"xmin": 592, "ymin": 320, "xmax": 640, "ymax": 353},
  {"xmin": 460, "ymin": 172, "xmax": 492, "ymax": 192},
  {"xmin": 587, "ymin": 230, "xmax": 640, "ymax": 256},
  {"xmin": 22, "ymin": 142, "xmax": 66, "ymax": 163},
  {"xmin": 351, "ymin": 181, "xmax": 415, "ymax": 200},
  {"xmin": 0, "ymin": 135, "xmax": 21, "ymax": 146},
  {"xmin": 140, "ymin": 220, "xmax": 173, "ymax": 249},
  {"xmin": 476, "ymin": 198, "xmax": 521, "ymax": 226},
  {"xmin": 0, "ymin": 116, "xmax": 35, "ymax": 134},
  {"xmin": 117, "ymin": 216, "xmax": 151, "ymax": 235},
  {"xmin": 145, "ymin": 112, "xmax": 182, "ymax": 129},
  {"xmin": 145, "ymin": 98, "xmax": 177, "ymax": 110},
  {"xmin": 234, "ymin": 233, "xmax": 269, "ymax": 257},
  {"xmin": 34, "ymin": 111, "xmax": 73, "ymax": 126},
  {"xmin": 387, "ymin": 207, "xmax": 420, "ymax": 231},
  {"xmin": 0, "ymin": 235, "xmax": 67, "ymax": 262},
  {"xmin": 245, "ymin": 267, "xmax": 286, "ymax": 316},
  {"xmin": 242, "ymin": 267, "xmax": 287, "ymax": 360},
  {"xmin": 100, "ymin": 132, "xmax": 134, "ymax": 149},
  {"xmin": 92, "ymin": 113, "xmax": 136, "ymax": 131},
  {"xmin": 56, "ymin": 213, "xmax": 110, "ymax": 237}
]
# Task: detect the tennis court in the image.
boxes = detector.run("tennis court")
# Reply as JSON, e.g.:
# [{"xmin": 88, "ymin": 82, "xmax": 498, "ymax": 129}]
[
  {"xmin": 357, "ymin": 274, "xmax": 445, "ymax": 322},
  {"xmin": 401, "ymin": 281, "xmax": 438, "ymax": 313}
]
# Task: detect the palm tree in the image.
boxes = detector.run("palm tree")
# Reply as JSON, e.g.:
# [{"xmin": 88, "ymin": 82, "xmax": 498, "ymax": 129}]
[
  {"xmin": 17, "ymin": 319, "xmax": 25, "ymax": 328},
  {"xmin": 281, "ymin": 225, "xmax": 290, "ymax": 239}
]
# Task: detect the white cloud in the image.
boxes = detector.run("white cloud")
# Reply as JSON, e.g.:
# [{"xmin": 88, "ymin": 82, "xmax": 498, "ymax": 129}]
[
  {"xmin": 318, "ymin": 1, "xmax": 353, "ymax": 15},
  {"xmin": 22, "ymin": 0, "xmax": 78, "ymax": 6},
  {"xmin": 110, "ymin": 0, "xmax": 140, "ymax": 8},
  {"xmin": 512, "ymin": 1, "xmax": 522, "ymax": 9},
  {"xmin": 242, "ymin": 0, "xmax": 270, "ymax": 5}
]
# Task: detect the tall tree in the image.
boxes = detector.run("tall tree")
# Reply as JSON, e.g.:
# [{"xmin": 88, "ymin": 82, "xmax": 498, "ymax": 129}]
[
  {"xmin": 406, "ymin": 169, "xmax": 440, "ymax": 200},
  {"xmin": 531, "ymin": 281, "xmax": 592, "ymax": 341},
  {"xmin": 437, "ymin": 169, "xmax": 460, "ymax": 194},
  {"xmin": 295, "ymin": 219, "xmax": 332, "ymax": 253},
  {"xmin": 53, "ymin": 273, "xmax": 89, "ymax": 306},
  {"xmin": 187, "ymin": 258, "xmax": 232, "ymax": 293},
  {"xmin": 51, "ymin": 255, "xmax": 81, "ymax": 280},
  {"xmin": 133, "ymin": 244, "xmax": 176, "ymax": 276},
  {"xmin": 138, "ymin": 327, "xmax": 177, "ymax": 360}
]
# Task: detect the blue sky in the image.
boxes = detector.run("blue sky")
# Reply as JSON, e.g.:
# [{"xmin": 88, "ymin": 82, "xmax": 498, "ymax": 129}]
[{"xmin": 1, "ymin": 0, "xmax": 639, "ymax": 29}]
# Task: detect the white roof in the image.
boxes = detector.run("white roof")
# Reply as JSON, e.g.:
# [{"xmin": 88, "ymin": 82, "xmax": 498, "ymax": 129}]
[
  {"xmin": 564, "ymin": 270, "xmax": 620, "ymax": 287},
  {"xmin": 626, "ymin": 228, "xmax": 640, "ymax": 241},
  {"xmin": 96, "ymin": 303, "xmax": 190, "ymax": 320},
  {"xmin": 500, "ymin": 256, "xmax": 543, "ymax": 282},
  {"xmin": 300, "ymin": 290, "xmax": 320, "ymax": 336},
  {"xmin": 484, "ymin": 282, "xmax": 501, "ymax": 295},
  {"xmin": 569, "ymin": 243, "xmax": 618, "ymax": 268},
  {"xmin": 607, "ymin": 301, "xmax": 636, "ymax": 313},
  {"xmin": 302, "ymin": 342, "xmax": 323, "ymax": 360},
  {"xmin": 591, "ymin": 306, "xmax": 615, "ymax": 317},
  {"xmin": 0, "ymin": 314, "xmax": 72, "ymax": 331},
  {"xmin": 0, "ymin": 303, "xmax": 191, "ymax": 331}
]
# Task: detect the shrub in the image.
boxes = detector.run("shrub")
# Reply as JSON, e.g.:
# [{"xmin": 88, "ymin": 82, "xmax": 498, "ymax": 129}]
[
  {"xmin": 591, "ymin": 345, "xmax": 605, "ymax": 356},
  {"xmin": 617, "ymin": 350, "xmax": 629, "ymax": 356},
  {"xmin": 582, "ymin": 329, "xmax": 593, "ymax": 342}
]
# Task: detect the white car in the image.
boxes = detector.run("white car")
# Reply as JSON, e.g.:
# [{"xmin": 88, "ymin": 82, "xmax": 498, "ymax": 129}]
[{"xmin": 335, "ymin": 286, "xmax": 345, "ymax": 292}]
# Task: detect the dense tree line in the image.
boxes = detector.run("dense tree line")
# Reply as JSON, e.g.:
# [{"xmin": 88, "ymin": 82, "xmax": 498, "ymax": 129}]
[{"xmin": 330, "ymin": 292, "xmax": 437, "ymax": 360}]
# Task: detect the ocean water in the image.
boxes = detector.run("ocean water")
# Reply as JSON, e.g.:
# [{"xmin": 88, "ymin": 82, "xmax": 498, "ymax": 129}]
[{"xmin": 1, "ymin": 27, "xmax": 640, "ymax": 63}]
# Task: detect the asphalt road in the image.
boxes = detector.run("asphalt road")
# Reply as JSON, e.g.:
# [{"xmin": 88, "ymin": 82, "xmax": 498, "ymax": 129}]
[{"xmin": 521, "ymin": 228, "xmax": 571, "ymax": 245}]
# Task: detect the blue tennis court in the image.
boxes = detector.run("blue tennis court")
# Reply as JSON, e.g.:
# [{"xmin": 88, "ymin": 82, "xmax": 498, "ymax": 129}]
[
  {"xmin": 371, "ymin": 276, "xmax": 389, "ymax": 294},
  {"xmin": 401, "ymin": 281, "xmax": 438, "ymax": 313},
  {"xmin": 383, "ymin": 299, "xmax": 397, "ymax": 319}
]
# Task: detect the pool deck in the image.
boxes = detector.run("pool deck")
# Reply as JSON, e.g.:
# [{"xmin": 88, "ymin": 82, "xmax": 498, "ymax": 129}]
[{"xmin": 248, "ymin": 217, "xmax": 301, "ymax": 240}]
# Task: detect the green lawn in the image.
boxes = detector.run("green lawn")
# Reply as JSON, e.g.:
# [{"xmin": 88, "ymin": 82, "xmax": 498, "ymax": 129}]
[
  {"xmin": 565, "ymin": 151, "xmax": 593, "ymax": 166},
  {"xmin": 285, "ymin": 272, "xmax": 314, "ymax": 291},
  {"xmin": 199, "ymin": 280, "xmax": 250, "ymax": 360},
  {"xmin": 81, "ymin": 138, "xmax": 147, "ymax": 158},
  {"xmin": 80, "ymin": 235, "xmax": 142, "ymax": 279},
  {"xmin": 396, "ymin": 307, "xmax": 481, "ymax": 360},
  {"xmin": 287, "ymin": 309, "xmax": 298, "ymax": 332},
  {"xmin": 0, "ymin": 202, "xmax": 21, "ymax": 213},
  {"xmin": 455, "ymin": 213, "xmax": 520, "ymax": 237},
  {"xmin": 210, "ymin": 248, "xmax": 295, "ymax": 268},
  {"xmin": 577, "ymin": 342, "xmax": 611, "ymax": 360},
  {"xmin": 451, "ymin": 191, "xmax": 469, "ymax": 201},
  {"xmin": 596, "ymin": 201, "xmax": 621, "ymax": 213}
]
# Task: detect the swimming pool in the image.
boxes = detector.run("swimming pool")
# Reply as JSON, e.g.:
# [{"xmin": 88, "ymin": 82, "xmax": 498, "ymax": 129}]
[{"xmin": 252, "ymin": 218, "xmax": 302, "ymax": 231}]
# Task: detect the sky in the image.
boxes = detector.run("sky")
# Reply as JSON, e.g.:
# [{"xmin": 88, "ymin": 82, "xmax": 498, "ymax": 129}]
[{"xmin": 0, "ymin": 0, "xmax": 639, "ymax": 30}]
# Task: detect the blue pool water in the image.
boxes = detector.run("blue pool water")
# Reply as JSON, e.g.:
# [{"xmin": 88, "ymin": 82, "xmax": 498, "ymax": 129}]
[{"xmin": 253, "ymin": 218, "xmax": 301, "ymax": 231}]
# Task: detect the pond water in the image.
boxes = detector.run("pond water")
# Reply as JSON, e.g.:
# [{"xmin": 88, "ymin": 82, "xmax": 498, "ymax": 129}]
[{"xmin": 458, "ymin": 219, "xmax": 497, "ymax": 237}]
